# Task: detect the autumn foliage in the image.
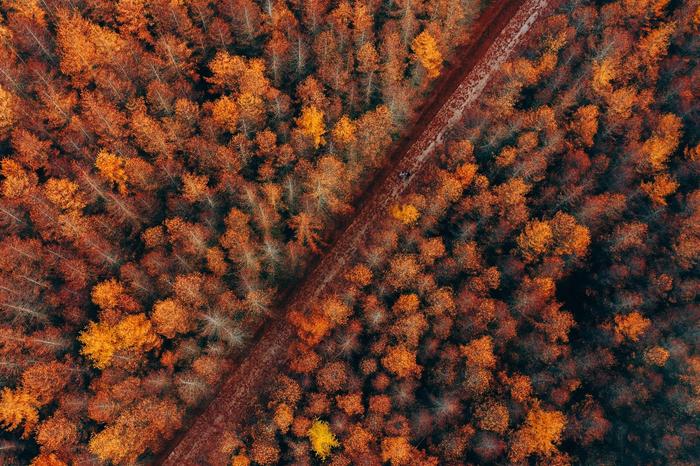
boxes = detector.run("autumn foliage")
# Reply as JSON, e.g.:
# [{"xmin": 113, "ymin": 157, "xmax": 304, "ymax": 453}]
[
  {"xmin": 0, "ymin": 0, "xmax": 697, "ymax": 464},
  {"xmin": 0, "ymin": 0, "xmax": 484, "ymax": 463},
  {"xmin": 224, "ymin": 1, "xmax": 699, "ymax": 465}
]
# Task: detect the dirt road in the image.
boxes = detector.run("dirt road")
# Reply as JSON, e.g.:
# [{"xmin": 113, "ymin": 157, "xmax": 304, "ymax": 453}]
[{"xmin": 157, "ymin": 0, "xmax": 549, "ymax": 463}]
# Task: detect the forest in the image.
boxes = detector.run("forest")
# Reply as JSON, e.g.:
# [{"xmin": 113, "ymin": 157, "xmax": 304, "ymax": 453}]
[
  {"xmin": 0, "ymin": 0, "xmax": 698, "ymax": 465},
  {"xmin": 221, "ymin": 0, "xmax": 699, "ymax": 465},
  {"xmin": 0, "ymin": 0, "xmax": 486, "ymax": 463}
]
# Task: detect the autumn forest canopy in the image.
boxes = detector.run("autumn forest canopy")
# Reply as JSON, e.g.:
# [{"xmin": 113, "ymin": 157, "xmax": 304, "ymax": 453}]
[{"xmin": 0, "ymin": 0, "xmax": 698, "ymax": 465}]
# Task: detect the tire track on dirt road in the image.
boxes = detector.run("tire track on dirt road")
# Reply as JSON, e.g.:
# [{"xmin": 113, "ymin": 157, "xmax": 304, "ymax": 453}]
[{"xmin": 157, "ymin": 0, "xmax": 550, "ymax": 463}]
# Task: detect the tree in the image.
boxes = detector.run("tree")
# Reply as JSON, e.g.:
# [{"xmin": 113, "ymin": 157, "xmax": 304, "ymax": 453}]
[
  {"xmin": 639, "ymin": 113, "xmax": 682, "ymax": 172},
  {"xmin": 89, "ymin": 397, "xmax": 182, "ymax": 465},
  {"xmin": 44, "ymin": 179, "xmax": 86, "ymax": 212},
  {"xmin": 571, "ymin": 105, "xmax": 599, "ymax": 147},
  {"xmin": 550, "ymin": 211, "xmax": 590, "ymax": 258},
  {"xmin": 382, "ymin": 345, "xmax": 422, "ymax": 378},
  {"xmin": 0, "ymin": 86, "xmax": 15, "ymax": 139},
  {"xmin": 385, "ymin": 254, "xmax": 421, "ymax": 290},
  {"xmin": 393, "ymin": 294, "xmax": 420, "ymax": 315},
  {"xmin": 390, "ymin": 204, "xmax": 420, "ymax": 225},
  {"xmin": 332, "ymin": 115, "xmax": 357, "ymax": 146},
  {"xmin": 296, "ymin": 105, "xmax": 326, "ymax": 149},
  {"xmin": 509, "ymin": 403, "xmax": 566, "ymax": 462},
  {"xmin": 641, "ymin": 173, "xmax": 679, "ymax": 206},
  {"xmin": 475, "ymin": 400, "xmax": 509, "ymax": 434},
  {"xmin": 336, "ymin": 393, "xmax": 364, "ymax": 416},
  {"xmin": 91, "ymin": 279, "xmax": 126, "ymax": 313},
  {"xmin": 302, "ymin": 155, "xmax": 352, "ymax": 216},
  {"xmin": 95, "ymin": 151, "xmax": 128, "ymax": 194},
  {"xmin": 354, "ymin": 105, "xmax": 393, "ymax": 167},
  {"xmin": 20, "ymin": 362, "xmax": 70, "ymax": 406},
  {"xmin": 79, "ymin": 314, "xmax": 160, "ymax": 369},
  {"xmin": 357, "ymin": 43, "xmax": 379, "ymax": 103},
  {"xmin": 1, "ymin": 159, "xmax": 36, "ymax": 198},
  {"xmin": 211, "ymin": 96, "xmax": 239, "ymax": 133},
  {"xmin": 226, "ymin": 0, "xmax": 266, "ymax": 44},
  {"xmin": 517, "ymin": 220, "xmax": 553, "ymax": 262},
  {"xmin": 0, "ymin": 388, "xmax": 38, "ymax": 438},
  {"xmin": 644, "ymin": 346, "xmax": 670, "ymax": 366},
  {"xmin": 30, "ymin": 453, "xmax": 67, "ymax": 466},
  {"xmin": 151, "ymin": 299, "xmax": 193, "ymax": 338},
  {"xmin": 412, "ymin": 31, "xmax": 442, "ymax": 79},
  {"xmin": 55, "ymin": 11, "xmax": 124, "ymax": 87},
  {"xmin": 344, "ymin": 264, "xmax": 372, "ymax": 287},
  {"xmin": 307, "ymin": 420, "xmax": 339, "ymax": 460},
  {"xmin": 320, "ymin": 295, "xmax": 352, "ymax": 326},
  {"xmin": 381, "ymin": 436, "xmax": 412, "ymax": 465},
  {"xmin": 181, "ymin": 173, "xmax": 210, "ymax": 203},
  {"xmin": 460, "ymin": 336, "xmax": 497, "ymax": 370},
  {"xmin": 637, "ymin": 22, "xmax": 675, "ymax": 68},
  {"xmin": 613, "ymin": 311, "xmax": 651, "ymax": 343},
  {"xmin": 289, "ymin": 212, "xmax": 323, "ymax": 253},
  {"xmin": 273, "ymin": 403, "xmax": 293, "ymax": 433},
  {"xmin": 36, "ymin": 414, "xmax": 78, "ymax": 455}
]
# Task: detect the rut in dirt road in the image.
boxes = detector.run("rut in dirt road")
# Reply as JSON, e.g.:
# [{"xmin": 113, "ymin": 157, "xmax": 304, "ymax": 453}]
[{"xmin": 156, "ymin": 0, "xmax": 550, "ymax": 463}]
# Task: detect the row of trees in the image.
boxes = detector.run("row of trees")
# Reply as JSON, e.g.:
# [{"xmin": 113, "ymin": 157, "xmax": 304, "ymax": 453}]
[
  {"xmin": 222, "ymin": 0, "xmax": 699, "ymax": 464},
  {"xmin": 0, "ymin": 0, "xmax": 485, "ymax": 463}
]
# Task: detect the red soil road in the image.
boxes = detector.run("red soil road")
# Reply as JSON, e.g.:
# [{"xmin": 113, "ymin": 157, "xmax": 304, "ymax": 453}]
[{"xmin": 156, "ymin": 0, "xmax": 549, "ymax": 463}]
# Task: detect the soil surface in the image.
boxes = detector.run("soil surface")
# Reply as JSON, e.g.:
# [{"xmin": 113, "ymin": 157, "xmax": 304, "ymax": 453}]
[{"xmin": 156, "ymin": 0, "xmax": 550, "ymax": 463}]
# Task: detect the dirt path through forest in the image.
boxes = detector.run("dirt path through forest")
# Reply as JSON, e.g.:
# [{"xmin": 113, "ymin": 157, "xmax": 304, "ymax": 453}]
[{"xmin": 157, "ymin": 0, "xmax": 549, "ymax": 463}]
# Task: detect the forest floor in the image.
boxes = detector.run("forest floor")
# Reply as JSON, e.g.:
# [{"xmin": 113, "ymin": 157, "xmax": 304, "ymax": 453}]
[{"xmin": 156, "ymin": 0, "xmax": 550, "ymax": 463}]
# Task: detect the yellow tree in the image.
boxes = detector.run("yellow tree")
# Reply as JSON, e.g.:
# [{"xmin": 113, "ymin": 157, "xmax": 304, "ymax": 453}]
[
  {"xmin": 79, "ymin": 314, "xmax": 160, "ymax": 369},
  {"xmin": 78, "ymin": 322, "xmax": 118, "ymax": 369},
  {"xmin": 297, "ymin": 105, "xmax": 326, "ymax": 148},
  {"xmin": 412, "ymin": 31, "xmax": 443, "ymax": 79},
  {"xmin": 391, "ymin": 203, "xmax": 420, "ymax": 224},
  {"xmin": 0, "ymin": 388, "xmax": 39, "ymax": 438},
  {"xmin": 307, "ymin": 420, "xmax": 339, "ymax": 460}
]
